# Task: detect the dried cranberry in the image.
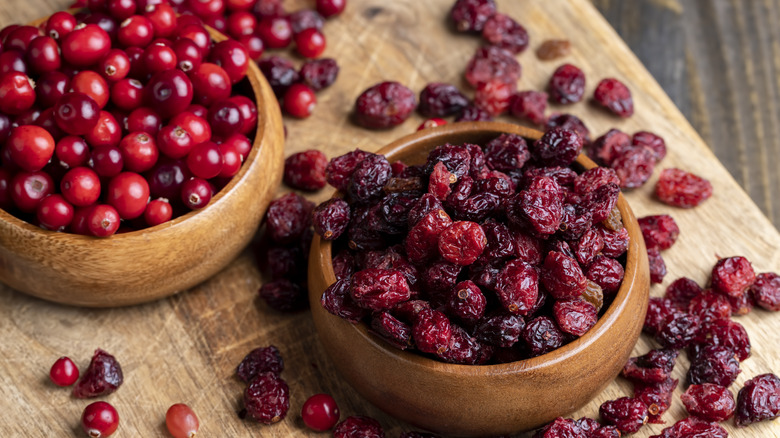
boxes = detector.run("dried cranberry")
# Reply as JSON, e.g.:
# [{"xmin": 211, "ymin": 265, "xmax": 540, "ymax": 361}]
[
  {"xmin": 647, "ymin": 247, "xmax": 667, "ymax": 284},
  {"xmin": 353, "ymin": 81, "xmax": 417, "ymax": 129},
  {"xmin": 347, "ymin": 153, "xmax": 392, "ymax": 203},
  {"xmin": 553, "ymin": 299, "xmax": 597, "ymax": 337},
  {"xmin": 711, "ymin": 256, "xmax": 756, "ymax": 298},
  {"xmin": 244, "ymin": 372, "xmax": 289, "ymax": 424},
  {"xmin": 257, "ymin": 55, "xmax": 299, "ymax": 97},
  {"xmin": 413, "ymin": 308, "xmax": 452, "ymax": 354},
  {"xmin": 751, "ymin": 272, "xmax": 780, "ymax": 311},
  {"xmin": 428, "ymin": 162, "xmax": 455, "ymax": 200},
  {"xmin": 612, "ymin": 145, "xmax": 657, "ymax": 189},
  {"xmin": 350, "ymin": 269, "xmax": 410, "ymax": 311},
  {"xmin": 598, "ymin": 397, "xmax": 648, "ymax": 433},
  {"xmin": 284, "ymin": 149, "xmax": 327, "ymax": 191},
  {"xmin": 632, "ymin": 131, "xmax": 666, "ymax": 161},
  {"xmin": 333, "ymin": 416, "xmax": 384, "ymax": 438},
  {"xmin": 593, "ymin": 78, "xmax": 633, "ymax": 117},
  {"xmin": 522, "ymin": 316, "xmax": 564, "ymax": 356},
  {"xmin": 655, "ymin": 168, "xmax": 713, "ymax": 208},
  {"xmin": 588, "ymin": 129, "xmax": 630, "ymax": 167},
  {"xmin": 445, "ymin": 280, "xmax": 486, "ymax": 324},
  {"xmin": 481, "ymin": 13, "xmax": 528, "ymax": 54},
  {"xmin": 508, "ymin": 176, "xmax": 564, "ymax": 235},
  {"xmin": 418, "ymin": 82, "xmax": 469, "ymax": 117},
  {"xmin": 493, "ymin": 259, "xmax": 538, "ymax": 315},
  {"xmin": 475, "ymin": 311, "xmax": 524, "ymax": 348},
  {"xmin": 474, "ymin": 79, "xmax": 516, "ymax": 116},
  {"xmin": 370, "ymin": 311, "xmax": 412, "ymax": 350},
  {"xmin": 533, "ymin": 417, "xmax": 584, "ymax": 438},
  {"xmin": 326, "ymin": 149, "xmax": 368, "ymax": 192},
  {"xmin": 687, "ymin": 345, "xmax": 741, "ymax": 387},
  {"xmin": 72, "ymin": 349, "xmax": 123, "ymax": 398},
  {"xmin": 438, "ymin": 325, "xmax": 492, "ymax": 365},
  {"xmin": 643, "ymin": 297, "xmax": 681, "ymax": 336},
  {"xmin": 548, "ymin": 64, "xmax": 585, "ymax": 104},
  {"xmin": 664, "ymin": 277, "xmax": 703, "ymax": 307},
  {"xmin": 694, "ymin": 318, "xmax": 751, "ymax": 361},
  {"xmin": 464, "ymin": 46, "xmax": 520, "ymax": 88},
  {"xmin": 655, "ymin": 311, "xmax": 699, "ymax": 349},
  {"xmin": 265, "ymin": 193, "xmax": 313, "ymax": 244},
  {"xmin": 483, "ymin": 133, "xmax": 529, "ymax": 172},
  {"xmin": 312, "ymin": 198, "xmax": 350, "ymax": 241},
  {"xmin": 438, "ymin": 221, "xmax": 486, "ymax": 265},
  {"xmin": 586, "ymin": 255, "xmax": 624, "ymax": 295},
  {"xmin": 688, "ymin": 291, "xmax": 732, "ymax": 324},
  {"xmin": 580, "ymin": 182, "xmax": 619, "ymax": 223},
  {"xmin": 510, "ymin": 90, "xmax": 547, "ymax": 125},
  {"xmin": 599, "ymin": 226, "xmax": 629, "ymax": 258},
  {"xmin": 299, "ymin": 57, "xmax": 339, "ymax": 91},
  {"xmin": 541, "ymin": 251, "xmax": 587, "ymax": 300},
  {"xmin": 455, "ymin": 104, "xmax": 493, "ymax": 122},
  {"xmin": 546, "ymin": 113, "xmax": 590, "ymax": 142},
  {"xmin": 634, "ymin": 377, "xmax": 677, "ymax": 423},
  {"xmin": 532, "ymin": 127, "xmax": 583, "ymax": 167},
  {"xmin": 638, "ymin": 214, "xmax": 679, "ymax": 250},
  {"xmin": 236, "ymin": 346, "xmax": 283, "ymax": 383},
  {"xmin": 405, "ymin": 209, "xmax": 452, "ymax": 263},
  {"xmin": 621, "ymin": 349, "xmax": 678, "ymax": 384},
  {"xmin": 649, "ymin": 416, "xmax": 727, "ymax": 438},
  {"xmin": 449, "ymin": 0, "xmax": 497, "ymax": 33},
  {"xmin": 425, "ymin": 143, "xmax": 472, "ymax": 178},
  {"xmin": 321, "ymin": 278, "xmax": 367, "ymax": 323},
  {"xmin": 681, "ymin": 383, "xmax": 735, "ymax": 422},
  {"xmin": 735, "ymin": 373, "xmax": 780, "ymax": 427}
]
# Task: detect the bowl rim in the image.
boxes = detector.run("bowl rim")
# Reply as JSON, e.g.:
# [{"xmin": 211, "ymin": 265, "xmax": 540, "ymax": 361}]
[
  {"xmin": 314, "ymin": 120, "xmax": 644, "ymax": 377},
  {"xmin": 0, "ymin": 16, "xmax": 267, "ymax": 242}
]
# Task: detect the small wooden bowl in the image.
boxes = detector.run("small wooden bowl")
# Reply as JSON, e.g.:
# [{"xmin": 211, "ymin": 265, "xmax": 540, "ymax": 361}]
[
  {"xmin": 308, "ymin": 122, "xmax": 650, "ymax": 436},
  {"xmin": 0, "ymin": 21, "xmax": 285, "ymax": 307}
]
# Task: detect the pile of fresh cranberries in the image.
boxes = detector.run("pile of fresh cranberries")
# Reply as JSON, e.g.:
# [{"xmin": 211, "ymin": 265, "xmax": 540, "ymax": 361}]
[{"xmin": 0, "ymin": 3, "xmax": 258, "ymax": 237}]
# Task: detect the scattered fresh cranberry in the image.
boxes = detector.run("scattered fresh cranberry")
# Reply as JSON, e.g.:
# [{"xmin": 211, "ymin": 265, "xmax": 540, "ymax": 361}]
[
  {"xmin": 81, "ymin": 401, "xmax": 119, "ymax": 438},
  {"xmin": 301, "ymin": 393, "xmax": 340, "ymax": 432},
  {"xmin": 165, "ymin": 404, "xmax": 199, "ymax": 438},
  {"xmin": 49, "ymin": 356, "xmax": 80, "ymax": 386},
  {"xmin": 283, "ymin": 83, "xmax": 317, "ymax": 118}
]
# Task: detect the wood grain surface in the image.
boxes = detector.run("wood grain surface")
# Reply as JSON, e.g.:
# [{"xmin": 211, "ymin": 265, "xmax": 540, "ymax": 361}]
[{"xmin": 0, "ymin": 0, "xmax": 779, "ymax": 437}]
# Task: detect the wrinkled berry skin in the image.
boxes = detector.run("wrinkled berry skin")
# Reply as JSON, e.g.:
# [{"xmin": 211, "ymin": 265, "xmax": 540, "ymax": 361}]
[
  {"xmin": 354, "ymin": 81, "xmax": 417, "ymax": 129},
  {"xmin": 284, "ymin": 149, "xmax": 328, "ymax": 191},
  {"xmin": 681, "ymin": 383, "xmax": 735, "ymax": 422},
  {"xmin": 412, "ymin": 308, "xmax": 452, "ymax": 354},
  {"xmin": 655, "ymin": 168, "xmax": 713, "ymax": 208},
  {"xmin": 266, "ymin": 193, "xmax": 314, "ymax": 244},
  {"xmin": 438, "ymin": 221, "xmax": 486, "ymax": 265},
  {"xmin": 553, "ymin": 299, "xmax": 597, "ymax": 337},
  {"xmin": 481, "ymin": 13, "xmax": 529, "ymax": 54},
  {"xmin": 532, "ymin": 128, "xmax": 583, "ymax": 168},
  {"xmin": 509, "ymin": 176, "xmax": 563, "ymax": 235},
  {"xmin": 244, "ymin": 372, "xmax": 290, "ymax": 424},
  {"xmin": 541, "ymin": 251, "xmax": 587, "ymax": 299},
  {"xmin": 711, "ymin": 256, "xmax": 756, "ymax": 298},
  {"xmin": 350, "ymin": 269, "xmax": 410, "ymax": 311},
  {"xmin": 650, "ymin": 416, "xmax": 728, "ymax": 438},
  {"xmin": 751, "ymin": 272, "xmax": 780, "ymax": 311},
  {"xmin": 621, "ymin": 349, "xmax": 678, "ymax": 384},
  {"xmin": 321, "ymin": 278, "xmax": 368, "ymax": 323},
  {"xmin": 237, "ymin": 346, "xmax": 283, "ymax": 383},
  {"xmin": 599, "ymin": 397, "xmax": 648, "ymax": 433},
  {"xmin": 638, "ymin": 214, "xmax": 679, "ymax": 250},
  {"xmin": 464, "ymin": 46, "xmax": 521, "ymax": 88},
  {"xmin": 687, "ymin": 345, "xmax": 741, "ymax": 387},
  {"xmin": 326, "ymin": 149, "xmax": 369, "ymax": 192},
  {"xmin": 347, "ymin": 154, "xmax": 392, "ymax": 203},
  {"xmin": 418, "ymin": 83, "xmax": 469, "ymax": 117},
  {"xmin": 634, "ymin": 377, "xmax": 678, "ymax": 424},
  {"xmin": 313, "ymin": 198, "xmax": 350, "ymax": 240},
  {"xmin": 532, "ymin": 417, "xmax": 584, "ymax": 438},
  {"xmin": 494, "ymin": 259, "xmax": 538, "ymax": 315},
  {"xmin": 548, "ymin": 64, "xmax": 585, "ymax": 104},
  {"xmin": 523, "ymin": 316, "xmax": 564, "ymax": 356},
  {"xmin": 475, "ymin": 311, "xmax": 524, "ymax": 348},
  {"xmin": 546, "ymin": 113, "xmax": 590, "ymax": 142},
  {"xmin": 594, "ymin": 78, "xmax": 634, "ymax": 117},
  {"xmin": 735, "ymin": 373, "xmax": 780, "ymax": 427},
  {"xmin": 72, "ymin": 349, "xmax": 123, "ymax": 398},
  {"xmin": 333, "ymin": 415, "xmax": 385, "ymax": 438}
]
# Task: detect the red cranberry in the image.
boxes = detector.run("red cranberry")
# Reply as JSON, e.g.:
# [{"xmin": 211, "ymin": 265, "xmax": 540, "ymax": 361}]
[
  {"xmin": 190, "ymin": 0, "xmax": 224, "ymax": 17},
  {"xmin": 99, "ymin": 49, "xmax": 131, "ymax": 82},
  {"xmin": 284, "ymin": 149, "xmax": 327, "ymax": 191},
  {"xmin": 147, "ymin": 158, "xmax": 190, "ymax": 198},
  {"xmin": 143, "ymin": 44, "xmax": 178, "ymax": 74},
  {"xmin": 61, "ymin": 167, "xmax": 101, "ymax": 207},
  {"xmin": 117, "ymin": 15, "xmax": 154, "ymax": 48},
  {"xmin": 54, "ymin": 92, "xmax": 101, "ymax": 135},
  {"xmin": 119, "ymin": 132, "xmax": 159, "ymax": 173},
  {"xmin": 257, "ymin": 15, "xmax": 292, "ymax": 49},
  {"xmin": 226, "ymin": 95, "xmax": 257, "ymax": 134},
  {"xmin": 71, "ymin": 71, "xmax": 110, "ymax": 109},
  {"xmin": 49, "ymin": 356, "xmax": 80, "ymax": 386},
  {"xmin": 594, "ymin": 78, "xmax": 634, "ymax": 117},
  {"xmin": 316, "ymin": 0, "xmax": 346, "ymax": 18},
  {"xmin": 0, "ymin": 50, "xmax": 27, "ymax": 76},
  {"xmin": 90, "ymin": 145, "xmax": 124, "ymax": 177},
  {"xmin": 6, "ymin": 125, "xmax": 55, "ymax": 172},
  {"xmin": 0, "ymin": 72, "xmax": 36, "ymax": 115},
  {"xmin": 187, "ymin": 141, "xmax": 223, "ymax": 179},
  {"xmin": 354, "ymin": 81, "xmax": 417, "ymax": 129},
  {"xmin": 172, "ymin": 37, "xmax": 203, "ymax": 73},
  {"xmin": 181, "ymin": 177, "xmax": 212, "ymax": 209},
  {"xmin": 237, "ymin": 34, "xmax": 265, "ymax": 60},
  {"xmin": 655, "ymin": 168, "xmax": 713, "ymax": 208},
  {"xmin": 144, "ymin": 198, "xmax": 173, "ymax": 226},
  {"xmin": 11, "ymin": 170, "xmax": 54, "ymax": 212},
  {"xmin": 85, "ymin": 111, "xmax": 122, "ymax": 148},
  {"xmin": 56, "ymin": 136, "xmax": 90, "ymax": 168},
  {"xmin": 165, "ymin": 403, "xmax": 199, "ymax": 438},
  {"xmin": 145, "ymin": 69, "xmax": 194, "ymax": 118},
  {"xmin": 295, "ymin": 28, "xmax": 326, "ymax": 58},
  {"xmin": 144, "ymin": 3, "xmax": 178, "ymax": 38},
  {"xmin": 226, "ymin": 11, "xmax": 256, "ymax": 38},
  {"xmin": 208, "ymin": 39, "xmax": 249, "ymax": 83},
  {"xmin": 46, "ymin": 11, "xmax": 77, "ymax": 41},
  {"xmin": 176, "ymin": 24, "xmax": 211, "ymax": 58},
  {"xmin": 218, "ymin": 142, "xmax": 242, "ymax": 178},
  {"xmin": 86, "ymin": 204, "xmax": 121, "ymax": 236},
  {"xmin": 107, "ymin": 172, "xmax": 150, "ymax": 219},
  {"xmin": 189, "ymin": 62, "xmax": 231, "ymax": 106},
  {"xmin": 290, "ymin": 9, "xmax": 325, "ymax": 34},
  {"xmin": 548, "ymin": 63, "xmax": 586, "ymax": 104},
  {"xmin": 5, "ymin": 26, "xmax": 40, "ymax": 52},
  {"xmin": 36, "ymin": 194, "xmax": 74, "ymax": 231},
  {"xmin": 299, "ymin": 57, "xmax": 339, "ymax": 92},
  {"xmin": 302, "ymin": 393, "xmax": 340, "ymax": 432},
  {"xmin": 226, "ymin": 0, "xmax": 254, "ymax": 11},
  {"xmin": 207, "ymin": 100, "xmax": 244, "ymax": 138},
  {"xmin": 221, "ymin": 132, "xmax": 251, "ymax": 158},
  {"xmin": 124, "ymin": 46, "xmax": 147, "ymax": 78},
  {"xmin": 126, "ymin": 107, "xmax": 162, "ymax": 135},
  {"xmin": 107, "ymin": 0, "xmax": 137, "ymax": 20},
  {"xmin": 83, "ymin": 12, "xmax": 119, "ymax": 42},
  {"xmin": 81, "ymin": 401, "xmax": 119, "ymax": 437},
  {"xmin": 35, "ymin": 71, "xmax": 70, "ymax": 109},
  {"xmin": 110, "ymin": 78, "xmax": 144, "ymax": 111},
  {"xmin": 61, "ymin": 24, "xmax": 111, "ymax": 67},
  {"xmin": 170, "ymin": 111, "xmax": 211, "ymax": 143},
  {"xmin": 157, "ymin": 125, "xmax": 194, "ymax": 158},
  {"xmin": 26, "ymin": 36, "xmax": 61, "ymax": 73},
  {"xmin": 185, "ymin": 104, "xmax": 209, "ymax": 119},
  {"xmin": 283, "ymin": 83, "xmax": 317, "ymax": 118}
]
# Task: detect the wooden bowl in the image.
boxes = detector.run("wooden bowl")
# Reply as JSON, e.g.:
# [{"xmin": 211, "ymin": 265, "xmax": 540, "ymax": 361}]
[
  {"xmin": 0, "ymin": 22, "xmax": 285, "ymax": 307},
  {"xmin": 308, "ymin": 121, "xmax": 650, "ymax": 436}
]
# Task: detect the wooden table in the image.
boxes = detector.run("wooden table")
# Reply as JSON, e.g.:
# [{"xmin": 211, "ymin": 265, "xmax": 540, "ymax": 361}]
[{"xmin": 0, "ymin": 0, "xmax": 779, "ymax": 437}]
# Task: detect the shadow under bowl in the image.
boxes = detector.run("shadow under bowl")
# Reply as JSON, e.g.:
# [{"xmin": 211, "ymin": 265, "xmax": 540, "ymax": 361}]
[{"xmin": 308, "ymin": 121, "xmax": 650, "ymax": 436}]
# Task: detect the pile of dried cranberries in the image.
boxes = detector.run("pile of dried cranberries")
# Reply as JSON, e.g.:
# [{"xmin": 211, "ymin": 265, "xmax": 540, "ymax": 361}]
[{"xmin": 315, "ymin": 129, "xmax": 629, "ymax": 364}]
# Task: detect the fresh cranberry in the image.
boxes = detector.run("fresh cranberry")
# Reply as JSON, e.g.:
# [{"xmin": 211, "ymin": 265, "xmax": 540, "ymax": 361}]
[
  {"xmin": 106, "ymin": 0, "xmax": 136, "ymax": 20},
  {"xmin": 90, "ymin": 145, "xmax": 124, "ymax": 177},
  {"xmin": 316, "ymin": 0, "xmax": 347, "ymax": 18},
  {"xmin": 124, "ymin": 46, "xmax": 147, "ymax": 79},
  {"xmin": 143, "ymin": 44, "xmax": 178, "ymax": 74},
  {"xmin": 144, "ymin": 3, "xmax": 178, "ymax": 38},
  {"xmin": 49, "ymin": 356, "xmax": 80, "ymax": 386},
  {"xmin": 144, "ymin": 69, "xmax": 194, "ymax": 118},
  {"xmin": 147, "ymin": 158, "xmax": 190, "ymax": 198},
  {"xmin": 236, "ymin": 33, "xmax": 265, "ymax": 60},
  {"xmin": 172, "ymin": 38, "xmax": 203, "ymax": 73},
  {"xmin": 187, "ymin": 141, "xmax": 223, "ymax": 178},
  {"xmin": 6, "ymin": 125, "xmax": 55, "ymax": 172},
  {"xmin": 61, "ymin": 167, "xmax": 101, "ymax": 207},
  {"xmin": 55, "ymin": 136, "xmax": 90, "ymax": 168},
  {"xmin": 218, "ymin": 142, "xmax": 242, "ymax": 178},
  {"xmin": 54, "ymin": 92, "xmax": 100, "ymax": 136},
  {"xmin": 26, "ymin": 36, "xmax": 61, "ymax": 73},
  {"xmin": 283, "ymin": 83, "xmax": 317, "ymax": 118},
  {"xmin": 5, "ymin": 26, "xmax": 40, "ymax": 52},
  {"xmin": 126, "ymin": 107, "xmax": 162, "ymax": 135},
  {"xmin": 170, "ymin": 112, "xmax": 211, "ymax": 143},
  {"xmin": 117, "ymin": 15, "xmax": 154, "ymax": 48},
  {"xmin": 302, "ymin": 393, "xmax": 340, "ymax": 432},
  {"xmin": 220, "ymin": 132, "xmax": 252, "ymax": 159},
  {"xmin": 227, "ymin": 95, "xmax": 258, "ymax": 134},
  {"xmin": 0, "ymin": 50, "xmax": 27, "ymax": 76},
  {"xmin": 83, "ymin": 12, "xmax": 119, "ymax": 42},
  {"xmin": 61, "ymin": 24, "xmax": 111, "ymax": 67},
  {"xmin": 106, "ymin": 172, "xmax": 150, "ymax": 219},
  {"xmin": 208, "ymin": 40, "xmax": 249, "ymax": 83},
  {"xmin": 181, "ymin": 177, "xmax": 212, "ymax": 209},
  {"xmin": 189, "ymin": 62, "xmax": 231, "ymax": 106},
  {"xmin": 46, "ymin": 11, "xmax": 77, "ymax": 41},
  {"xmin": 35, "ymin": 71, "xmax": 70, "ymax": 109},
  {"xmin": 190, "ymin": 0, "xmax": 225, "ymax": 18},
  {"xmin": 226, "ymin": 0, "xmax": 254, "ymax": 11},
  {"xmin": 110, "ymin": 78, "xmax": 144, "ymax": 111},
  {"xmin": 295, "ymin": 28, "xmax": 326, "ymax": 58},
  {"xmin": 417, "ymin": 118, "xmax": 447, "ymax": 130},
  {"xmin": 207, "ymin": 100, "xmax": 243, "ymax": 138},
  {"xmin": 85, "ymin": 111, "xmax": 122, "ymax": 148},
  {"xmin": 0, "ymin": 72, "xmax": 36, "ymax": 115},
  {"xmin": 71, "ymin": 71, "xmax": 110, "ymax": 109},
  {"xmin": 226, "ymin": 11, "xmax": 256, "ymax": 38},
  {"xmin": 36, "ymin": 194, "xmax": 74, "ymax": 231},
  {"xmin": 81, "ymin": 401, "xmax": 119, "ymax": 437},
  {"xmin": 257, "ymin": 15, "xmax": 292, "ymax": 49},
  {"xmin": 144, "ymin": 198, "xmax": 173, "ymax": 226},
  {"xmin": 119, "ymin": 132, "xmax": 159, "ymax": 173},
  {"xmin": 165, "ymin": 403, "xmax": 199, "ymax": 438},
  {"xmin": 176, "ymin": 24, "xmax": 211, "ymax": 58},
  {"xmin": 157, "ymin": 125, "xmax": 194, "ymax": 159},
  {"xmin": 11, "ymin": 170, "xmax": 54, "ymax": 213}
]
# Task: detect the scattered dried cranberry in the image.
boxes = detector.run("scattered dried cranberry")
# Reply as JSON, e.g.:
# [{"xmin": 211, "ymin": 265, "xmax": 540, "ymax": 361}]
[
  {"xmin": 419, "ymin": 82, "xmax": 470, "ymax": 117},
  {"xmin": 711, "ymin": 256, "xmax": 756, "ymax": 298},
  {"xmin": 532, "ymin": 417, "xmax": 582, "ymax": 438},
  {"xmin": 655, "ymin": 168, "xmax": 713, "ymax": 208},
  {"xmin": 333, "ymin": 415, "xmax": 384, "ymax": 438},
  {"xmin": 599, "ymin": 397, "xmax": 648, "ymax": 433},
  {"xmin": 299, "ymin": 57, "xmax": 339, "ymax": 92},
  {"xmin": 283, "ymin": 149, "xmax": 327, "ymax": 191},
  {"xmin": 647, "ymin": 247, "xmax": 667, "ymax": 284},
  {"xmin": 546, "ymin": 113, "xmax": 590, "ymax": 142},
  {"xmin": 638, "ymin": 214, "xmax": 679, "ymax": 250},
  {"xmin": 237, "ymin": 346, "xmax": 284, "ymax": 383},
  {"xmin": 621, "ymin": 349, "xmax": 678, "ymax": 384},
  {"xmin": 634, "ymin": 377, "xmax": 677, "ymax": 423},
  {"xmin": 72, "ymin": 348, "xmax": 123, "ymax": 398},
  {"xmin": 481, "ymin": 13, "xmax": 529, "ymax": 54},
  {"xmin": 532, "ymin": 127, "xmax": 583, "ymax": 167},
  {"xmin": 655, "ymin": 311, "xmax": 699, "ymax": 349},
  {"xmin": 751, "ymin": 272, "xmax": 780, "ymax": 311},
  {"xmin": 694, "ymin": 318, "xmax": 751, "ymax": 361},
  {"xmin": 687, "ymin": 345, "xmax": 741, "ymax": 387},
  {"xmin": 510, "ymin": 90, "xmax": 548, "ymax": 125},
  {"xmin": 449, "ymin": 0, "xmax": 497, "ymax": 32},
  {"xmin": 548, "ymin": 64, "xmax": 585, "ymax": 104},
  {"xmin": 593, "ymin": 78, "xmax": 633, "ymax": 117},
  {"xmin": 353, "ymin": 81, "xmax": 417, "ymax": 129},
  {"xmin": 735, "ymin": 373, "xmax": 780, "ymax": 427},
  {"xmin": 464, "ymin": 46, "xmax": 521, "ymax": 88},
  {"xmin": 474, "ymin": 79, "xmax": 516, "ymax": 116},
  {"xmin": 632, "ymin": 131, "xmax": 666, "ymax": 161},
  {"xmin": 243, "ymin": 372, "xmax": 289, "ymax": 424},
  {"xmin": 265, "ymin": 193, "xmax": 314, "ymax": 244},
  {"xmin": 313, "ymin": 198, "xmax": 350, "ymax": 241},
  {"xmin": 612, "ymin": 145, "xmax": 657, "ymax": 189},
  {"xmin": 665, "ymin": 277, "xmax": 703, "ymax": 307},
  {"xmin": 649, "ymin": 416, "xmax": 727, "ymax": 438},
  {"xmin": 681, "ymin": 383, "xmax": 735, "ymax": 422},
  {"xmin": 259, "ymin": 279, "xmax": 308, "ymax": 312}
]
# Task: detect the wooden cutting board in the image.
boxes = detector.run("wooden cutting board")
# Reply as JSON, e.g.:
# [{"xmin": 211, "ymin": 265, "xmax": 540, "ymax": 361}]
[{"xmin": 0, "ymin": 0, "xmax": 778, "ymax": 436}]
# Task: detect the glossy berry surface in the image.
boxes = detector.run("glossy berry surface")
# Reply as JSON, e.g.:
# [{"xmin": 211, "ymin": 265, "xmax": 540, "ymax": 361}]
[
  {"xmin": 165, "ymin": 403, "xmax": 199, "ymax": 438},
  {"xmin": 6, "ymin": 125, "xmax": 55, "ymax": 172},
  {"xmin": 283, "ymin": 83, "xmax": 317, "ymax": 118},
  {"xmin": 594, "ymin": 78, "xmax": 634, "ymax": 117},
  {"xmin": 735, "ymin": 373, "xmax": 780, "ymax": 427},
  {"xmin": 244, "ymin": 372, "xmax": 290, "ymax": 424},
  {"xmin": 81, "ymin": 401, "xmax": 119, "ymax": 438},
  {"xmin": 301, "ymin": 393, "xmax": 340, "ymax": 432},
  {"xmin": 354, "ymin": 81, "xmax": 417, "ymax": 129},
  {"xmin": 49, "ymin": 356, "xmax": 79, "ymax": 386}
]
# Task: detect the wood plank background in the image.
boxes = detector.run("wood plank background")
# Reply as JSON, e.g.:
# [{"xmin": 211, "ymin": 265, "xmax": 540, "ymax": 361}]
[{"xmin": 0, "ymin": 0, "xmax": 779, "ymax": 437}]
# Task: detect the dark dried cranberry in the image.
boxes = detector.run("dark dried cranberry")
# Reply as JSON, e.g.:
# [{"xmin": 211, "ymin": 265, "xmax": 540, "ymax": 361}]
[
  {"xmin": 244, "ymin": 372, "xmax": 289, "ymax": 424},
  {"xmin": 643, "ymin": 297, "xmax": 682, "ymax": 336},
  {"xmin": 405, "ymin": 209, "xmax": 453, "ymax": 263},
  {"xmin": 632, "ymin": 131, "xmax": 666, "ymax": 161},
  {"xmin": 664, "ymin": 277, "xmax": 703, "ymax": 306},
  {"xmin": 421, "ymin": 261, "xmax": 462, "ymax": 303},
  {"xmin": 647, "ymin": 247, "xmax": 667, "ymax": 284},
  {"xmin": 333, "ymin": 415, "xmax": 384, "ymax": 438},
  {"xmin": 681, "ymin": 383, "xmax": 735, "ymax": 422},
  {"xmin": 694, "ymin": 318, "xmax": 751, "ymax": 361},
  {"xmin": 711, "ymin": 256, "xmax": 756, "ymax": 298},
  {"xmin": 634, "ymin": 377, "xmax": 677, "ymax": 424},
  {"xmin": 449, "ymin": 0, "xmax": 497, "ymax": 32},
  {"xmin": 574, "ymin": 167, "xmax": 620, "ymax": 196},
  {"xmin": 265, "ymin": 193, "xmax": 313, "ymax": 244},
  {"xmin": 494, "ymin": 259, "xmax": 539, "ymax": 315},
  {"xmin": 283, "ymin": 149, "xmax": 327, "ymax": 191},
  {"xmin": 370, "ymin": 311, "xmax": 412, "ymax": 350},
  {"xmin": 541, "ymin": 251, "xmax": 587, "ymax": 300},
  {"xmin": 332, "ymin": 249, "xmax": 356, "ymax": 280},
  {"xmin": 655, "ymin": 311, "xmax": 699, "ymax": 349},
  {"xmin": 598, "ymin": 397, "xmax": 648, "ymax": 434},
  {"xmin": 475, "ymin": 311, "xmax": 524, "ymax": 348},
  {"xmin": 438, "ymin": 325, "xmax": 492, "ymax": 365},
  {"xmin": 655, "ymin": 168, "xmax": 713, "ymax": 208},
  {"xmin": 586, "ymin": 255, "xmax": 624, "ymax": 295},
  {"xmin": 509, "ymin": 90, "xmax": 547, "ymax": 125},
  {"xmin": 751, "ymin": 272, "xmax": 780, "ymax": 311},
  {"xmin": 347, "ymin": 207, "xmax": 386, "ymax": 251},
  {"xmin": 464, "ymin": 46, "xmax": 520, "ymax": 88},
  {"xmin": 548, "ymin": 64, "xmax": 585, "ymax": 104},
  {"xmin": 445, "ymin": 280, "xmax": 486, "ymax": 324},
  {"xmin": 532, "ymin": 128, "xmax": 583, "ymax": 168},
  {"xmin": 350, "ymin": 269, "xmax": 410, "ymax": 311},
  {"xmin": 347, "ymin": 153, "xmax": 391, "ymax": 203},
  {"xmin": 612, "ymin": 145, "xmax": 657, "ymax": 189},
  {"xmin": 72, "ymin": 349, "xmax": 123, "ymax": 398},
  {"xmin": 546, "ymin": 113, "xmax": 590, "ymax": 142},
  {"xmin": 236, "ymin": 346, "xmax": 283, "ymax": 383},
  {"xmin": 312, "ymin": 198, "xmax": 350, "ymax": 240},
  {"xmin": 425, "ymin": 143, "xmax": 472, "ymax": 178},
  {"xmin": 687, "ymin": 345, "xmax": 741, "ymax": 387},
  {"xmin": 412, "ymin": 308, "xmax": 452, "ymax": 354},
  {"xmin": 650, "ymin": 416, "xmax": 727, "ymax": 438},
  {"xmin": 593, "ymin": 78, "xmax": 633, "ymax": 117},
  {"xmin": 588, "ymin": 129, "xmax": 631, "ymax": 166},
  {"xmin": 263, "ymin": 245, "xmax": 304, "ymax": 280},
  {"xmin": 580, "ymin": 183, "xmax": 619, "ymax": 223},
  {"xmin": 483, "ymin": 134, "xmax": 529, "ymax": 172},
  {"xmin": 257, "ymin": 55, "xmax": 299, "ymax": 97},
  {"xmin": 321, "ymin": 278, "xmax": 368, "ymax": 323},
  {"xmin": 510, "ymin": 227, "xmax": 543, "ymax": 266},
  {"xmin": 354, "ymin": 81, "xmax": 417, "ymax": 129},
  {"xmin": 574, "ymin": 228, "xmax": 603, "ymax": 266},
  {"xmin": 735, "ymin": 373, "xmax": 780, "ymax": 427},
  {"xmin": 522, "ymin": 316, "xmax": 564, "ymax": 356},
  {"xmin": 725, "ymin": 290, "xmax": 755, "ymax": 315},
  {"xmin": 621, "ymin": 349, "xmax": 678, "ymax": 384},
  {"xmin": 418, "ymin": 82, "xmax": 469, "ymax": 117},
  {"xmin": 553, "ymin": 299, "xmax": 597, "ymax": 337},
  {"xmin": 438, "ymin": 221, "xmax": 486, "ymax": 265},
  {"xmin": 299, "ymin": 57, "xmax": 339, "ymax": 91},
  {"xmin": 481, "ymin": 13, "xmax": 528, "ymax": 54},
  {"xmin": 688, "ymin": 291, "xmax": 732, "ymax": 324},
  {"xmin": 508, "ymin": 176, "xmax": 564, "ymax": 235},
  {"xmin": 599, "ymin": 226, "xmax": 629, "ymax": 258},
  {"xmin": 533, "ymin": 417, "xmax": 584, "ymax": 438},
  {"xmin": 259, "ymin": 279, "xmax": 308, "ymax": 312},
  {"xmin": 326, "ymin": 149, "xmax": 368, "ymax": 192},
  {"xmin": 455, "ymin": 104, "xmax": 493, "ymax": 122},
  {"xmin": 638, "ymin": 214, "xmax": 679, "ymax": 250}
]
